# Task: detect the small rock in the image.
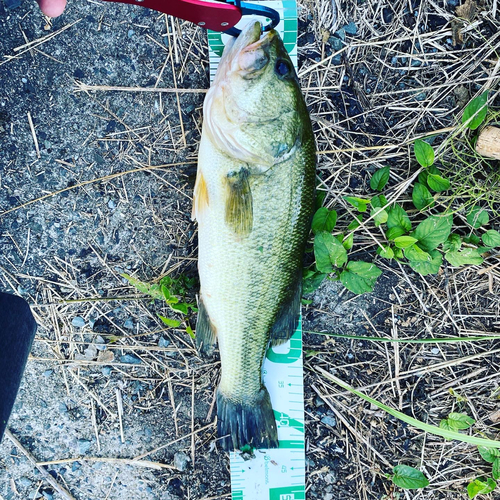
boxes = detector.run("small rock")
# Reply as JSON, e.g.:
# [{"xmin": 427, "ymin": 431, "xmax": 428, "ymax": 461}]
[
  {"xmin": 108, "ymin": 199, "xmax": 116, "ymax": 209},
  {"xmin": 18, "ymin": 477, "xmax": 32, "ymax": 488},
  {"xmin": 158, "ymin": 337, "xmax": 170, "ymax": 348},
  {"xmin": 324, "ymin": 472, "xmax": 336, "ymax": 485},
  {"xmin": 174, "ymin": 451, "xmax": 191, "ymax": 472},
  {"xmin": 84, "ymin": 344, "xmax": 98, "ymax": 360},
  {"xmin": 120, "ymin": 354, "xmax": 142, "ymax": 365},
  {"xmin": 431, "ymin": 347, "xmax": 440, "ymax": 355},
  {"xmin": 321, "ymin": 415, "xmax": 337, "ymax": 427},
  {"xmin": 43, "ymin": 369, "xmax": 53, "ymax": 377},
  {"xmin": 95, "ymin": 335, "xmax": 106, "ymax": 350},
  {"xmin": 77, "ymin": 439, "xmax": 91, "ymax": 454},
  {"xmin": 101, "ymin": 366, "xmax": 112, "ymax": 376},
  {"xmin": 71, "ymin": 316, "xmax": 85, "ymax": 328},
  {"xmin": 124, "ymin": 319, "xmax": 134, "ymax": 330}
]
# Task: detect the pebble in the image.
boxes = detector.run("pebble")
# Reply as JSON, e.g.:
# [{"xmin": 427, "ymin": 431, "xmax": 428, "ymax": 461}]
[
  {"xmin": 158, "ymin": 337, "xmax": 170, "ymax": 348},
  {"xmin": 124, "ymin": 319, "xmax": 134, "ymax": 330},
  {"xmin": 18, "ymin": 477, "xmax": 32, "ymax": 488},
  {"xmin": 127, "ymin": 29, "xmax": 135, "ymax": 38},
  {"xmin": 174, "ymin": 451, "xmax": 191, "ymax": 472},
  {"xmin": 120, "ymin": 354, "xmax": 142, "ymax": 365},
  {"xmin": 43, "ymin": 369, "xmax": 53, "ymax": 377},
  {"xmin": 84, "ymin": 344, "xmax": 98, "ymax": 360},
  {"xmin": 71, "ymin": 316, "xmax": 85, "ymax": 328},
  {"xmin": 321, "ymin": 415, "xmax": 337, "ymax": 427},
  {"xmin": 108, "ymin": 199, "xmax": 116, "ymax": 209},
  {"xmin": 102, "ymin": 366, "xmax": 112, "ymax": 376},
  {"xmin": 77, "ymin": 439, "xmax": 91, "ymax": 454},
  {"xmin": 431, "ymin": 347, "xmax": 440, "ymax": 355},
  {"xmin": 95, "ymin": 335, "xmax": 106, "ymax": 350}
]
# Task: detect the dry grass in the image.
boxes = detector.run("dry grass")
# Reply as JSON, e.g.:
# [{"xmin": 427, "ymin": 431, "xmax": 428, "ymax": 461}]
[{"xmin": 1, "ymin": 0, "xmax": 500, "ymax": 498}]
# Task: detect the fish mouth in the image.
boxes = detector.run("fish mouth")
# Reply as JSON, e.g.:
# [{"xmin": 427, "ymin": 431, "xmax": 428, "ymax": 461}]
[{"xmin": 227, "ymin": 21, "xmax": 277, "ymax": 74}]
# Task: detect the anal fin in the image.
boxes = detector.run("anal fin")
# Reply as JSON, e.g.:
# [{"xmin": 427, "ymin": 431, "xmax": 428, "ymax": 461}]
[
  {"xmin": 269, "ymin": 280, "xmax": 301, "ymax": 347},
  {"xmin": 195, "ymin": 297, "xmax": 217, "ymax": 356}
]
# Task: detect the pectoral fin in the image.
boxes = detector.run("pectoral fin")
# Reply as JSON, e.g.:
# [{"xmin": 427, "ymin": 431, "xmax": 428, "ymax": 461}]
[
  {"xmin": 192, "ymin": 171, "xmax": 209, "ymax": 221},
  {"xmin": 269, "ymin": 280, "xmax": 301, "ymax": 347},
  {"xmin": 225, "ymin": 168, "xmax": 253, "ymax": 236}
]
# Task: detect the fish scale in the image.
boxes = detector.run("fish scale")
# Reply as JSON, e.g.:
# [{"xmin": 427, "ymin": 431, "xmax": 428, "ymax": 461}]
[{"xmin": 199, "ymin": 2, "xmax": 311, "ymax": 489}]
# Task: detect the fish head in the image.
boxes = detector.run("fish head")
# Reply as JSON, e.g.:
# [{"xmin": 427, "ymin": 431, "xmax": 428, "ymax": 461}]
[{"xmin": 204, "ymin": 21, "xmax": 307, "ymax": 166}]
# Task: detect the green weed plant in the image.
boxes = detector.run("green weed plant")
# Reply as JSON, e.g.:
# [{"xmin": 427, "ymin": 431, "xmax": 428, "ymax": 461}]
[{"xmin": 305, "ymin": 92, "xmax": 498, "ymax": 296}]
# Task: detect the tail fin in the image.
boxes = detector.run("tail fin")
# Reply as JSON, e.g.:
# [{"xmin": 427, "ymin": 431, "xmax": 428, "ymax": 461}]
[{"xmin": 216, "ymin": 386, "xmax": 278, "ymax": 451}]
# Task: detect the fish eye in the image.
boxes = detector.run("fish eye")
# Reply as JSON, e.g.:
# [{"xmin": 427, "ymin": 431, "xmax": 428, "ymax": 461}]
[{"xmin": 275, "ymin": 59, "xmax": 292, "ymax": 77}]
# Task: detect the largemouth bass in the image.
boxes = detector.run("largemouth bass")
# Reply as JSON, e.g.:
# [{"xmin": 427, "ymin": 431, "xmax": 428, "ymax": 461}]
[{"xmin": 193, "ymin": 21, "xmax": 316, "ymax": 451}]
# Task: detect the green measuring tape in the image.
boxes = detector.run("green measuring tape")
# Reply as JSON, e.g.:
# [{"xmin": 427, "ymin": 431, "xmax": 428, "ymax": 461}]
[
  {"xmin": 229, "ymin": 321, "xmax": 305, "ymax": 500},
  {"xmin": 208, "ymin": 4, "xmax": 304, "ymax": 498}
]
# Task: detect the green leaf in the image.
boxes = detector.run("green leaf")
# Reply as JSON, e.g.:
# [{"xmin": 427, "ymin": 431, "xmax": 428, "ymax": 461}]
[
  {"xmin": 371, "ymin": 194, "xmax": 388, "ymax": 209},
  {"xmin": 482, "ymin": 230, "xmax": 500, "ymax": 248},
  {"xmin": 427, "ymin": 173, "xmax": 450, "ymax": 192},
  {"xmin": 185, "ymin": 325, "xmax": 195, "ymax": 339},
  {"xmin": 394, "ymin": 247, "xmax": 404, "ymax": 260},
  {"xmin": 462, "ymin": 91, "xmax": 488, "ymax": 130},
  {"xmin": 314, "ymin": 232, "xmax": 348, "ymax": 273},
  {"xmin": 122, "ymin": 273, "xmax": 164, "ymax": 301},
  {"xmin": 170, "ymin": 302, "xmax": 189, "ymax": 314},
  {"xmin": 370, "ymin": 166, "xmax": 390, "ymax": 191},
  {"xmin": 414, "ymin": 139, "xmax": 435, "ymax": 168},
  {"xmin": 394, "ymin": 236, "xmax": 418, "ymax": 248},
  {"xmin": 467, "ymin": 478, "xmax": 496, "ymax": 499},
  {"xmin": 158, "ymin": 315, "xmax": 182, "ymax": 328},
  {"xmin": 439, "ymin": 412, "xmax": 475, "ymax": 431},
  {"xmin": 377, "ymin": 245, "xmax": 394, "ymax": 259},
  {"xmin": 391, "ymin": 465, "xmax": 429, "ymax": 490},
  {"xmin": 418, "ymin": 169, "xmax": 429, "ymax": 186},
  {"xmin": 344, "ymin": 196, "xmax": 370, "ymax": 212},
  {"xmin": 408, "ymin": 249, "xmax": 443, "ymax": 276},
  {"xmin": 467, "ymin": 205, "xmax": 489, "ymax": 228},
  {"xmin": 412, "ymin": 214, "xmax": 453, "ymax": 251},
  {"xmin": 442, "ymin": 234, "xmax": 462, "ymax": 252},
  {"xmin": 387, "ymin": 204, "xmax": 412, "ymax": 231},
  {"xmin": 445, "ymin": 248, "xmax": 484, "ymax": 267},
  {"xmin": 312, "ymin": 207, "xmax": 338, "ymax": 234},
  {"xmin": 412, "ymin": 183, "xmax": 435, "ymax": 210},
  {"xmin": 404, "ymin": 244, "xmax": 431, "ymax": 262},
  {"xmin": 315, "ymin": 190, "xmax": 327, "ymax": 210},
  {"xmin": 340, "ymin": 261, "xmax": 382, "ymax": 294},
  {"xmin": 371, "ymin": 207, "xmax": 388, "ymax": 227},
  {"xmin": 348, "ymin": 215, "xmax": 363, "ymax": 231},
  {"xmin": 387, "ymin": 226, "xmax": 407, "ymax": 240},
  {"xmin": 493, "ymin": 458, "xmax": 500, "ymax": 480},
  {"xmin": 478, "ymin": 446, "xmax": 500, "ymax": 464},
  {"xmin": 343, "ymin": 232, "xmax": 354, "ymax": 250},
  {"xmin": 303, "ymin": 270, "xmax": 327, "ymax": 295},
  {"xmin": 464, "ymin": 233, "xmax": 481, "ymax": 245}
]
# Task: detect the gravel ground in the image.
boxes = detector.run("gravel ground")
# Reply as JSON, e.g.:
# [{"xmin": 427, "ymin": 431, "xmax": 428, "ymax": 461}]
[{"xmin": 1, "ymin": 0, "xmax": 500, "ymax": 499}]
